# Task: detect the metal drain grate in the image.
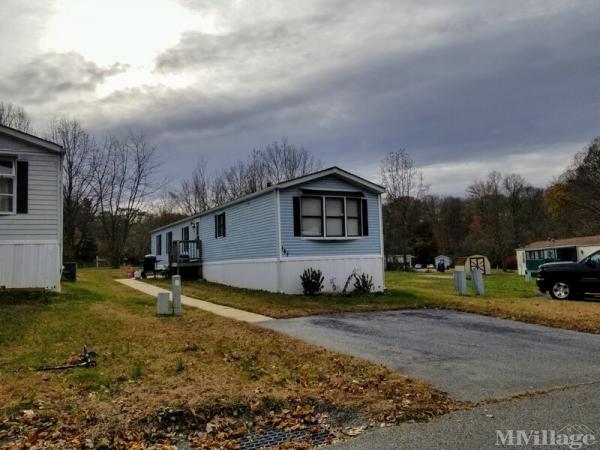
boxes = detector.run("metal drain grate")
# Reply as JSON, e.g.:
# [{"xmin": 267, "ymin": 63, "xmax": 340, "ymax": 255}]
[{"xmin": 238, "ymin": 427, "xmax": 333, "ymax": 450}]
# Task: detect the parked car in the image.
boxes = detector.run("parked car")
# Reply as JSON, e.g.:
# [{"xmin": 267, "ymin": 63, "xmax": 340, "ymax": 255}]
[{"xmin": 537, "ymin": 250, "xmax": 600, "ymax": 299}]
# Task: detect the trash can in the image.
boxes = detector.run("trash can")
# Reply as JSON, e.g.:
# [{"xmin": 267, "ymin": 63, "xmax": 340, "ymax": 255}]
[
  {"xmin": 141, "ymin": 255, "xmax": 157, "ymax": 278},
  {"xmin": 62, "ymin": 262, "xmax": 77, "ymax": 281}
]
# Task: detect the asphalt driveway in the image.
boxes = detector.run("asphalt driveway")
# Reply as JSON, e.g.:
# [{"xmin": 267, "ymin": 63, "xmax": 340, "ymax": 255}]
[
  {"xmin": 332, "ymin": 382, "xmax": 600, "ymax": 449},
  {"xmin": 261, "ymin": 309, "xmax": 600, "ymax": 401}
]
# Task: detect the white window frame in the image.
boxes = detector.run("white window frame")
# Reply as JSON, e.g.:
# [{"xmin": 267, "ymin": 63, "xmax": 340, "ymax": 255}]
[
  {"xmin": 0, "ymin": 158, "xmax": 16, "ymax": 215},
  {"xmin": 300, "ymin": 196, "xmax": 324, "ymax": 237},
  {"xmin": 345, "ymin": 197, "xmax": 362, "ymax": 237},
  {"xmin": 300, "ymin": 195, "xmax": 363, "ymax": 240}
]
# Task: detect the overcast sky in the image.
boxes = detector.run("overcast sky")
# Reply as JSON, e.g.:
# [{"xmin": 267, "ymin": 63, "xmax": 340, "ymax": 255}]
[{"xmin": 1, "ymin": 0, "xmax": 598, "ymax": 195}]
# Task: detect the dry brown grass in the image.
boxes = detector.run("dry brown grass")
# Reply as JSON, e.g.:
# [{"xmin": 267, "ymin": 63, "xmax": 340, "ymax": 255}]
[{"xmin": 0, "ymin": 269, "xmax": 463, "ymax": 448}]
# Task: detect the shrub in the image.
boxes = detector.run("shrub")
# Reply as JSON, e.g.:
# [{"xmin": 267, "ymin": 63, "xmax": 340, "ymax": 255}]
[
  {"xmin": 353, "ymin": 273, "xmax": 374, "ymax": 294},
  {"xmin": 300, "ymin": 268, "xmax": 324, "ymax": 295}
]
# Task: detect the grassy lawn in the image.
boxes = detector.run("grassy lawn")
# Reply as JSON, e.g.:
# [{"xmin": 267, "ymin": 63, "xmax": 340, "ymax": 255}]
[
  {"xmin": 149, "ymin": 271, "xmax": 600, "ymax": 333},
  {"xmin": 0, "ymin": 269, "xmax": 461, "ymax": 448}
]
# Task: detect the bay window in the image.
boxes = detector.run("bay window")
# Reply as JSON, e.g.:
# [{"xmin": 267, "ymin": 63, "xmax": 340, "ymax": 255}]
[
  {"xmin": 300, "ymin": 195, "xmax": 363, "ymax": 238},
  {"xmin": 0, "ymin": 159, "xmax": 15, "ymax": 214},
  {"xmin": 301, "ymin": 197, "xmax": 323, "ymax": 236},
  {"xmin": 325, "ymin": 198, "xmax": 344, "ymax": 237}
]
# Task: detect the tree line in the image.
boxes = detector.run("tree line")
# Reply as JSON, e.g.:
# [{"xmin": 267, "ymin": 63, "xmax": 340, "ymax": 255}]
[
  {"xmin": 1, "ymin": 100, "xmax": 597, "ymax": 269},
  {"xmin": 381, "ymin": 141, "xmax": 600, "ymax": 269},
  {"xmin": 0, "ymin": 102, "xmax": 320, "ymax": 266}
]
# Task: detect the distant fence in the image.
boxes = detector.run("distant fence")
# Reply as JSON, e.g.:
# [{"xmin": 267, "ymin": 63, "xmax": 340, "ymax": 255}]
[
  {"xmin": 95, "ymin": 256, "xmax": 110, "ymax": 268},
  {"xmin": 73, "ymin": 257, "xmax": 111, "ymax": 268}
]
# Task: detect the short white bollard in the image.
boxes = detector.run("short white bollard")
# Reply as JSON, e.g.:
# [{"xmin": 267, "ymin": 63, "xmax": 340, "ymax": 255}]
[
  {"xmin": 525, "ymin": 270, "xmax": 531, "ymax": 282},
  {"xmin": 472, "ymin": 269, "xmax": 485, "ymax": 296},
  {"xmin": 172, "ymin": 275, "xmax": 182, "ymax": 316},
  {"xmin": 157, "ymin": 292, "xmax": 170, "ymax": 316},
  {"xmin": 454, "ymin": 271, "xmax": 468, "ymax": 295}
]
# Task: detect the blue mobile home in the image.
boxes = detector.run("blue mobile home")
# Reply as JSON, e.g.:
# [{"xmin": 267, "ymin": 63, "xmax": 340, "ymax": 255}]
[{"xmin": 150, "ymin": 167, "xmax": 385, "ymax": 294}]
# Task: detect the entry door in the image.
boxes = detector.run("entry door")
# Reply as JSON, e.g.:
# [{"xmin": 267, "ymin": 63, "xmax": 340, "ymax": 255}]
[
  {"xmin": 470, "ymin": 257, "xmax": 485, "ymax": 273},
  {"xmin": 581, "ymin": 252, "xmax": 600, "ymax": 294}
]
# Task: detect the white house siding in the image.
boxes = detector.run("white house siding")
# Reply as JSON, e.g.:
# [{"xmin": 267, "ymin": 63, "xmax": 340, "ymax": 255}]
[
  {"xmin": 203, "ymin": 258, "xmax": 279, "ymax": 292},
  {"xmin": 0, "ymin": 135, "xmax": 62, "ymax": 290},
  {"xmin": 0, "ymin": 241, "xmax": 59, "ymax": 289},
  {"xmin": 578, "ymin": 245, "xmax": 600, "ymax": 260}
]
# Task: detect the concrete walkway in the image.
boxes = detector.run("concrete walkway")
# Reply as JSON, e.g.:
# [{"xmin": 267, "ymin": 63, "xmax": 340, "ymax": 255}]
[{"xmin": 116, "ymin": 279, "xmax": 273, "ymax": 323}]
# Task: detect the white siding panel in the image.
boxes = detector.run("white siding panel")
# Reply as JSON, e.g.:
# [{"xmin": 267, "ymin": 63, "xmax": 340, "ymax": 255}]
[
  {"xmin": 203, "ymin": 259, "xmax": 279, "ymax": 292},
  {"xmin": 279, "ymin": 255, "xmax": 385, "ymax": 294},
  {"xmin": 0, "ymin": 135, "xmax": 61, "ymax": 241},
  {"xmin": 202, "ymin": 255, "xmax": 384, "ymax": 294},
  {"xmin": 0, "ymin": 133, "xmax": 63, "ymax": 290},
  {"xmin": 0, "ymin": 242, "xmax": 60, "ymax": 289},
  {"xmin": 581, "ymin": 246, "xmax": 600, "ymax": 259}
]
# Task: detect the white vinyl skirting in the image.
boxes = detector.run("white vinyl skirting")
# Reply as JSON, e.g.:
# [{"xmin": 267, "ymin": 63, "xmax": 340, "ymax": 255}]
[
  {"xmin": 0, "ymin": 241, "xmax": 61, "ymax": 291},
  {"xmin": 203, "ymin": 255, "xmax": 385, "ymax": 294}
]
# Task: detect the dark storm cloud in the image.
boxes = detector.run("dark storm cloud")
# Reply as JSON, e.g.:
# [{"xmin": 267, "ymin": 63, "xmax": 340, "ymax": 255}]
[
  {"xmin": 2, "ymin": 0, "xmax": 598, "ymax": 194},
  {"xmin": 0, "ymin": 52, "xmax": 127, "ymax": 104},
  {"xmin": 94, "ymin": 0, "xmax": 600, "ymax": 192},
  {"xmin": 155, "ymin": 25, "xmax": 298, "ymax": 71}
]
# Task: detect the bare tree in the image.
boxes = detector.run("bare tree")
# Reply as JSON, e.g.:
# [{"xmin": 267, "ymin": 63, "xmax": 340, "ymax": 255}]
[
  {"xmin": 220, "ymin": 160, "xmax": 254, "ymax": 202},
  {"xmin": 0, "ymin": 101, "xmax": 32, "ymax": 133},
  {"xmin": 560, "ymin": 137, "xmax": 600, "ymax": 224},
  {"xmin": 260, "ymin": 138, "xmax": 321, "ymax": 183},
  {"xmin": 209, "ymin": 138, "xmax": 321, "ymax": 206},
  {"xmin": 90, "ymin": 132, "xmax": 159, "ymax": 267},
  {"xmin": 211, "ymin": 171, "xmax": 230, "ymax": 207},
  {"xmin": 380, "ymin": 149, "xmax": 428, "ymax": 269},
  {"xmin": 467, "ymin": 171, "xmax": 508, "ymax": 267},
  {"xmin": 48, "ymin": 118, "xmax": 97, "ymax": 260},
  {"xmin": 171, "ymin": 158, "xmax": 212, "ymax": 214}
]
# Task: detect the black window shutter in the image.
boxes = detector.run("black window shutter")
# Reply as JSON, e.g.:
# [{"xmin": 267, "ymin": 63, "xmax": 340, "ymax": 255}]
[
  {"xmin": 16, "ymin": 160, "xmax": 28, "ymax": 214},
  {"xmin": 222, "ymin": 213, "xmax": 226, "ymax": 237},
  {"xmin": 293, "ymin": 197, "xmax": 301, "ymax": 236},
  {"xmin": 214, "ymin": 216, "xmax": 218, "ymax": 238},
  {"xmin": 361, "ymin": 198, "xmax": 368, "ymax": 236}
]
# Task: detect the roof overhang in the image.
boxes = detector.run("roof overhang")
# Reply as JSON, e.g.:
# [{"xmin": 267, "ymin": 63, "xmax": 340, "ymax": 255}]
[
  {"xmin": 276, "ymin": 166, "xmax": 385, "ymax": 194},
  {"xmin": 150, "ymin": 166, "xmax": 385, "ymax": 234},
  {"xmin": 0, "ymin": 125, "xmax": 64, "ymax": 154}
]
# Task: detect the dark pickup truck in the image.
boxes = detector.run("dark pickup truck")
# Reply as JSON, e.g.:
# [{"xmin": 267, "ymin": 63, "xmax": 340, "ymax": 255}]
[{"xmin": 537, "ymin": 250, "xmax": 600, "ymax": 299}]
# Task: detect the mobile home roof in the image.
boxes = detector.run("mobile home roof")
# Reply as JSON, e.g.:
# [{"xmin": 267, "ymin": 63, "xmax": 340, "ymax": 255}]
[{"xmin": 150, "ymin": 166, "xmax": 385, "ymax": 234}]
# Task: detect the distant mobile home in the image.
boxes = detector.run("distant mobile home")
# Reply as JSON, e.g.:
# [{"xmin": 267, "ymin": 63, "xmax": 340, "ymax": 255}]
[
  {"xmin": 386, "ymin": 254, "xmax": 414, "ymax": 268},
  {"xmin": 0, "ymin": 125, "xmax": 64, "ymax": 291},
  {"xmin": 434, "ymin": 255, "xmax": 452, "ymax": 268},
  {"xmin": 516, "ymin": 235, "xmax": 600, "ymax": 275},
  {"xmin": 150, "ymin": 167, "xmax": 385, "ymax": 294}
]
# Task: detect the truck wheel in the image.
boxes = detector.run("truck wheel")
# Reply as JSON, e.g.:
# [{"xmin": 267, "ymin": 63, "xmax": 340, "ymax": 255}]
[{"xmin": 550, "ymin": 281, "xmax": 571, "ymax": 300}]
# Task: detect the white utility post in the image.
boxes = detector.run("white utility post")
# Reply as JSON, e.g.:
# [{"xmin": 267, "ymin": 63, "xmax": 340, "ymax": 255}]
[
  {"xmin": 172, "ymin": 275, "xmax": 182, "ymax": 316},
  {"xmin": 472, "ymin": 269, "xmax": 485, "ymax": 296},
  {"xmin": 454, "ymin": 270, "xmax": 468, "ymax": 295},
  {"xmin": 157, "ymin": 292, "xmax": 170, "ymax": 316}
]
